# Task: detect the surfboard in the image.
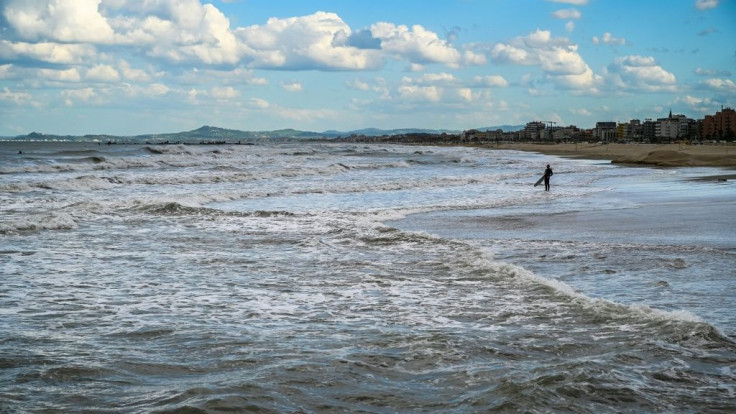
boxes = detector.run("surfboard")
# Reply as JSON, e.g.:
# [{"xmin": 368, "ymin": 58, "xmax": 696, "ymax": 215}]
[{"xmin": 534, "ymin": 175, "xmax": 545, "ymax": 187}]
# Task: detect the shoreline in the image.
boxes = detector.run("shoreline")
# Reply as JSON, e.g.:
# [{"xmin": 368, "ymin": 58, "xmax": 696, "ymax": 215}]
[{"xmin": 486, "ymin": 142, "xmax": 736, "ymax": 168}]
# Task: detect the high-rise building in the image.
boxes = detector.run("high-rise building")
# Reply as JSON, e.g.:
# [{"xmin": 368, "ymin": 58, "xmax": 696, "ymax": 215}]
[
  {"xmin": 524, "ymin": 121, "xmax": 545, "ymax": 141},
  {"xmin": 703, "ymin": 107, "xmax": 736, "ymax": 140},
  {"xmin": 655, "ymin": 110, "xmax": 694, "ymax": 141},
  {"xmin": 595, "ymin": 122, "xmax": 617, "ymax": 141}
]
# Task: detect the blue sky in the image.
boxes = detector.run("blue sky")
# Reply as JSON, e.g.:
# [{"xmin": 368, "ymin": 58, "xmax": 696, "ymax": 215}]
[{"xmin": 1, "ymin": 0, "xmax": 734, "ymax": 135}]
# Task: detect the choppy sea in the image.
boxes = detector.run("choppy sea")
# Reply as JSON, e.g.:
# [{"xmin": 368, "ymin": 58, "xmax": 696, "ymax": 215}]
[{"xmin": 1, "ymin": 141, "xmax": 735, "ymax": 413}]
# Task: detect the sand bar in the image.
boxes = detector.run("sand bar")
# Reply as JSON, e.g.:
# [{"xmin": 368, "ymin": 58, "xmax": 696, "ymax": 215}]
[{"xmin": 488, "ymin": 142, "xmax": 736, "ymax": 168}]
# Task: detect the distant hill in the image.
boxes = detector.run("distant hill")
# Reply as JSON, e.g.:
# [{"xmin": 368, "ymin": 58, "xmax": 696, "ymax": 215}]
[
  {"xmin": 2, "ymin": 124, "xmax": 519, "ymax": 142},
  {"xmin": 325, "ymin": 127, "xmax": 462, "ymax": 137},
  {"xmin": 474, "ymin": 125, "xmax": 525, "ymax": 132}
]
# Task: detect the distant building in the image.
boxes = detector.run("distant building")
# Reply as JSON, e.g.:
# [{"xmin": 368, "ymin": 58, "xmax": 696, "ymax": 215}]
[
  {"xmin": 703, "ymin": 107, "xmax": 736, "ymax": 141},
  {"xmin": 642, "ymin": 119, "xmax": 656, "ymax": 142},
  {"xmin": 595, "ymin": 122, "xmax": 617, "ymax": 142},
  {"xmin": 524, "ymin": 121, "xmax": 545, "ymax": 141},
  {"xmin": 655, "ymin": 110, "xmax": 695, "ymax": 142}
]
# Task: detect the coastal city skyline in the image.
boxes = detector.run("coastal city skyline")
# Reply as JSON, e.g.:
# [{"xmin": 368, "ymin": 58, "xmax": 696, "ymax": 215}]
[{"xmin": 1, "ymin": 0, "xmax": 735, "ymax": 136}]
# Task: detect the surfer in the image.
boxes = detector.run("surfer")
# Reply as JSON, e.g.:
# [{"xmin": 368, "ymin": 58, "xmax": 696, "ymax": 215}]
[{"xmin": 543, "ymin": 164, "xmax": 553, "ymax": 191}]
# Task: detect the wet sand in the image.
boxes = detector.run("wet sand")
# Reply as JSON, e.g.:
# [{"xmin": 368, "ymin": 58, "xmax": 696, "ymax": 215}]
[{"xmin": 489, "ymin": 143, "xmax": 736, "ymax": 167}]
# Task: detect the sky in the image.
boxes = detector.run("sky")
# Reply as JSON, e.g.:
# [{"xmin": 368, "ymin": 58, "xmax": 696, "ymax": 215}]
[{"xmin": 1, "ymin": 0, "xmax": 735, "ymax": 136}]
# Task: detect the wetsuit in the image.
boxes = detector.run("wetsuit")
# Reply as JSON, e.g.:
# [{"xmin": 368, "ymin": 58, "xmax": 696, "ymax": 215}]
[{"xmin": 544, "ymin": 166, "xmax": 553, "ymax": 191}]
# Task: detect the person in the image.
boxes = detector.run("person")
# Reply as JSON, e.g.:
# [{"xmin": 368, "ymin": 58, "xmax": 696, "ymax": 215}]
[{"xmin": 543, "ymin": 164, "xmax": 553, "ymax": 191}]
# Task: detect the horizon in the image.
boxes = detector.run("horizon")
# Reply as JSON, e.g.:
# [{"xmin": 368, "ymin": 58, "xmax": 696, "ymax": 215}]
[{"xmin": 1, "ymin": 0, "xmax": 735, "ymax": 136}]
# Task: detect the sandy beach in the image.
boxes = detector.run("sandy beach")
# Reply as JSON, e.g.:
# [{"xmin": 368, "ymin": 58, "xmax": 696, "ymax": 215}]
[{"xmin": 489, "ymin": 142, "xmax": 736, "ymax": 168}]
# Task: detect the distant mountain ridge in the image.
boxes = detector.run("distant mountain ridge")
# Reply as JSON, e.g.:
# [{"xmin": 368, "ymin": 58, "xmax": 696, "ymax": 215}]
[{"xmin": 3, "ymin": 124, "xmax": 524, "ymax": 142}]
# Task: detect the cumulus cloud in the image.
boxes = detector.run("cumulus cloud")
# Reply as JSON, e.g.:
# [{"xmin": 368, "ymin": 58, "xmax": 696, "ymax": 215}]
[
  {"xmin": 61, "ymin": 87, "xmax": 98, "ymax": 104},
  {"xmin": 147, "ymin": 83, "xmax": 170, "ymax": 96},
  {"xmin": 676, "ymin": 94, "xmax": 716, "ymax": 113},
  {"xmin": 249, "ymin": 98, "xmax": 270, "ymax": 108},
  {"xmin": 403, "ymin": 72, "xmax": 459, "ymax": 86},
  {"xmin": 491, "ymin": 29, "xmax": 599, "ymax": 90},
  {"xmin": 552, "ymin": 9, "xmax": 582, "ymax": 19},
  {"xmin": 118, "ymin": 61, "xmax": 152, "ymax": 82},
  {"xmin": 39, "ymin": 68, "xmax": 82, "ymax": 83},
  {"xmin": 695, "ymin": 0, "xmax": 719, "ymax": 10},
  {"xmin": 393, "ymin": 73, "xmax": 497, "ymax": 104},
  {"xmin": 347, "ymin": 79, "xmax": 372, "ymax": 91},
  {"xmin": 1, "ymin": 2, "xmax": 487, "ymax": 73},
  {"xmin": 211, "ymin": 86, "xmax": 240, "ymax": 99},
  {"xmin": 0, "ymin": 40, "xmax": 97, "ymax": 64},
  {"xmin": 0, "ymin": 87, "xmax": 34, "ymax": 105},
  {"xmin": 370, "ymin": 22, "xmax": 484, "ymax": 67},
  {"xmin": 239, "ymin": 12, "xmax": 384, "ymax": 70},
  {"xmin": 86, "ymin": 65, "xmax": 121, "ymax": 82},
  {"xmin": 700, "ymin": 78, "xmax": 736, "ymax": 93},
  {"xmin": 3, "ymin": 0, "xmax": 115, "ymax": 43},
  {"xmin": 398, "ymin": 84, "xmax": 442, "ymax": 102},
  {"xmin": 472, "ymin": 75, "xmax": 509, "ymax": 88},
  {"xmin": 592, "ymin": 32, "xmax": 628, "ymax": 46},
  {"xmin": 281, "ymin": 81, "xmax": 303, "ymax": 92},
  {"xmin": 0, "ymin": 64, "xmax": 15, "ymax": 80},
  {"xmin": 603, "ymin": 55, "xmax": 677, "ymax": 92},
  {"xmin": 694, "ymin": 67, "xmax": 732, "ymax": 77},
  {"xmin": 570, "ymin": 108, "xmax": 592, "ymax": 116}
]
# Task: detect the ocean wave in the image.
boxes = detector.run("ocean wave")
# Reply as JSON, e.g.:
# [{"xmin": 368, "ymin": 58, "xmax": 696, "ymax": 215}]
[
  {"xmin": 462, "ymin": 250, "xmax": 734, "ymax": 346},
  {"xmin": 0, "ymin": 212, "xmax": 78, "ymax": 234}
]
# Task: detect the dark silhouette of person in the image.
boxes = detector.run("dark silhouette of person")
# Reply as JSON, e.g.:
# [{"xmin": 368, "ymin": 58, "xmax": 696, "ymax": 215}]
[{"xmin": 543, "ymin": 164, "xmax": 553, "ymax": 191}]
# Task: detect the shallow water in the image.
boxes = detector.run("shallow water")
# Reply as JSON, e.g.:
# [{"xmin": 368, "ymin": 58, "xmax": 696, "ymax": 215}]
[{"xmin": 1, "ymin": 141, "xmax": 735, "ymax": 412}]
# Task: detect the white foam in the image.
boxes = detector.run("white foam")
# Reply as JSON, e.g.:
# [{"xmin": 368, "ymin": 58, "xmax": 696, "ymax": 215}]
[{"xmin": 0, "ymin": 212, "xmax": 78, "ymax": 233}]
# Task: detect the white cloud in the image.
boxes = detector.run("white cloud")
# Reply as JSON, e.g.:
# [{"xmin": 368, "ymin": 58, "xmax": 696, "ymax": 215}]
[
  {"xmin": 239, "ymin": 12, "xmax": 383, "ymax": 70},
  {"xmin": 695, "ymin": 0, "xmax": 719, "ymax": 10},
  {"xmin": 456, "ymin": 88, "xmax": 475, "ymax": 102},
  {"xmin": 675, "ymin": 95, "xmax": 716, "ymax": 114},
  {"xmin": 1, "ymin": 3, "xmax": 484, "ymax": 72},
  {"xmin": 249, "ymin": 98, "xmax": 270, "ymax": 108},
  {"xmin": 281, "ymin": 81, "xmax": 303, "ymax": 92},
  {"xmin": 694, "ymin": 67, "xmax": 731, "ymax": 77},
  {"xmin": 409, "ymin": 63, "xmax": 426, "ymax": 72},
  {"xmin": 570, "ymin": 108, "xmax": 592, "ymax": 116},
  {"xmin": 0, "ymin": 64, "xmax": 15, "ymax": 79},
  {"xmin": 61, "ymin": 87, "xmax": 98, "ymax": 104},
  {"xmin": 565, "ymin": 21, "xmax": 575, "ymax": 32},
  {"xmin": 86, "ymin": 65, "xmax": 121, "ymax": 82},
  {"xmin": 211, "ymin": 86, "xmax": 240, "ymax": 99},
  {"xmin": 3, "ymin": 0, "xmax": 115, "ymax": 43},
  {"xmin": 0, "ymin": 87, "xmax": 34, "ymax": 105},
  {"xmin": 552, "ymin": 9, "xmax": 582, "ymax": 19},
  {"xmin": 186, "ymin": 88, "xmax": 203, "ymax": 104},
  {"xmin": 118, "ymin": 61, "xmax": 152, "ymax": 82},
  {"xmin": 592, "ymin": 32, "xmax": 628, "ymax": 46},
  {"xmin": 147, "ymin": 83, "xmax": 170, "ymax": 96},
  {"xmin": 603, "ymin": 55, "xmax": 677, "ymax": 92},
  {"xmin": 492, "ymin": 30, "xmax": 599, "ymax": 91},
  {"xmin": 347, "ymin": 79, "xmax": 371, "ymax": 91},
  {"xmin": 39, "ymin": 68, "xmax": 82, "ymax": 82},
  {"xmin": 403, "ymin": 72, "xmax": 459, "ymax": 86},
  {"xmin": 472, "ymin": 75, "xmax": 509, "ymax": 88},
  {"xmin": 0, "ymin": 40, "xmax": 97, "ymax": 64},
  {"xmin": 701, "ymin": 78, "xmax": 736, "ymax": 93},
  {"xmin": 370, "ymin": 22, "xmax": 482, "ymax": 67},
  {"xmin": 398, "ymin": 84, "xmax": 442, "ymax": 102}
]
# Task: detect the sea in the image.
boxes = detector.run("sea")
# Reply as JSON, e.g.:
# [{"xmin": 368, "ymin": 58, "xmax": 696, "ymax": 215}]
[{"xmin": 1, "ymin": 140, "xmax": 735, "ymax": 413}]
